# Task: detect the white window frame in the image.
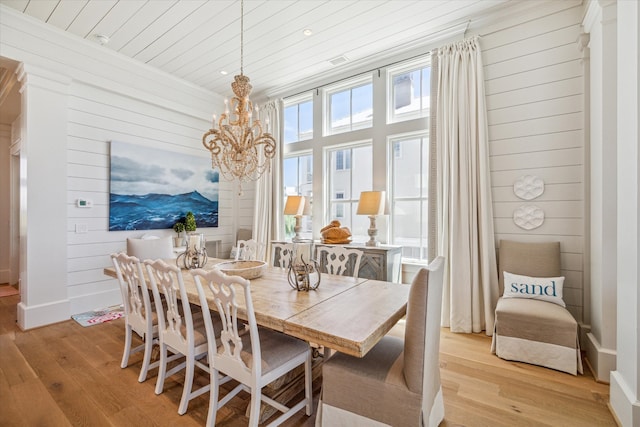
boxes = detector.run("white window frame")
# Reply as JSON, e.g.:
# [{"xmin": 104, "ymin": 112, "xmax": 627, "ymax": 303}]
[
  {"xmin": 283, "ymin": 93, "xmax": 314, "ymax": 144},
  {"xmin": 324, "ymin": 75, "xmax": 373, "ymax": 136},
  {"xmin": 387, "ymin": 132, "xmax": 429, "ymax": 261},
  {"xmin": 387, "ymin": 56, "xmax": 431, "ymax": 124}
]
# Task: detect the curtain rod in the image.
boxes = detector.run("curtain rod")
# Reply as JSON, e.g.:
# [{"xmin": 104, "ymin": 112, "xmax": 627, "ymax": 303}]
[{"xmin": 282, "ymin": 51, "xmax": 433, "ymax": 101}]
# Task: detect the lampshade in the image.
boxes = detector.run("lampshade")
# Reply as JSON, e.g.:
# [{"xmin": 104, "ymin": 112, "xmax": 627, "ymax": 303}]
[
  {"xmin": 357, "ymin": 191, "xmax": 386, "ymax": 216},
  {"xmin": 284, "ymin": 195, "xmax": 307, "ymax": 216}
]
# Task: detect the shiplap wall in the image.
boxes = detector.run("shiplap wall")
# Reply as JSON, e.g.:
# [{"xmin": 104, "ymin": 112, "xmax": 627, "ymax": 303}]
[
  {"xmin": 65, "ymin": 81, "xmax": 242, "ymax": 311},
  {"xmin": 0, "ymin": 5, "xmax": 249, "ymax": 316},
  {"xmin": 477, "ymin": 3, "xmax": 586, "ymax": 322}
]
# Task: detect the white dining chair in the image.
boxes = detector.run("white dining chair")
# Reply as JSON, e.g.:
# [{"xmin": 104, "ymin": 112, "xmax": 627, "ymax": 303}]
[
  {"xmin": 144, "ymin": 258, "xmax": 218, "ymax": 415},
  {"xmin": 315, "ymin": 245, "xmax": 363, "ymax": 277},
  {"xmin": 191, "ymin": 267, "xmax": 313, "ymax": 427},
  {"xmin": 110, "ymin": 252, "xmax": 159, "ymax": 383},
  {"xmin": 317, "ymin": 256, "xmax": 446, "ymax": 426},
  {"xmin": 270, "ymin": 242, "xmax": 294, "ymax": 268},
  {"xmin": 235, "ymin": 239, "xmax": 259, "ymax": 261}
]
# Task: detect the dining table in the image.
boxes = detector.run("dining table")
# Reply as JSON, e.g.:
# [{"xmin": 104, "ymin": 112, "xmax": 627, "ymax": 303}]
[{"xmin": 104, "ymin": 258, "xmax": 411, "ymax": 358}]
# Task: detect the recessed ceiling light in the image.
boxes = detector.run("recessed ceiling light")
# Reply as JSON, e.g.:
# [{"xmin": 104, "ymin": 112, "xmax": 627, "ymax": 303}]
[
  {"xmin": 220, "ymin": 70, "xmax": 228, "ymax": 75},
  {"xmin": 303, "ymin": 28, "xmax": 312, "ymax": 36},
  {"xmin": 92, "ymin": 34, "xmax": 110, "ymax": 46}
]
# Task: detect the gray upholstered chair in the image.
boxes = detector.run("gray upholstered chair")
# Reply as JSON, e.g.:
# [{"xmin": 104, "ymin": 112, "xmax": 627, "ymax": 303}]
[
  {"xmin": 317, "ymin": 256, "xmax": 446, "ymax": 426},
  {"xmin": 127, "ymin": 236, "xmax": 174, "ymax": 260},
  {"xmin": 491, "ymin": 240, "xmax": 583, "ymax": 375}
]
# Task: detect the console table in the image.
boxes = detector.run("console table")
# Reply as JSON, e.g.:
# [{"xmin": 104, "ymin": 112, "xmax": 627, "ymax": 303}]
[{"xmin": 314, "ymin": 243, "xmax": 402, "ymax": 283}]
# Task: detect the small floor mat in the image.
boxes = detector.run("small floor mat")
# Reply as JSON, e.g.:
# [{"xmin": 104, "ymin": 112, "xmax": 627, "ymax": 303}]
[{"xmin": 72, "ymin": 305, "xmax": 124, "ymax": 327}]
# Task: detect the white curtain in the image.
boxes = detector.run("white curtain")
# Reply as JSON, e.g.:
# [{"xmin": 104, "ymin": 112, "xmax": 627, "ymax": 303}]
[
  {"xmin": 253, "ymin": 99, "xmax": 283, "ymax": 262},
  {"xmin": 433, "ymin": 37, "xmax": 499, "ymax": 335}
]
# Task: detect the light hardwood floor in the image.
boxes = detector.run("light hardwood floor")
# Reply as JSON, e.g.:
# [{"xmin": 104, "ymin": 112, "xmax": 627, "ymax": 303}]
[{"xmin": 0, "ymin": 293, "xmax": 616, "ymax": 426}]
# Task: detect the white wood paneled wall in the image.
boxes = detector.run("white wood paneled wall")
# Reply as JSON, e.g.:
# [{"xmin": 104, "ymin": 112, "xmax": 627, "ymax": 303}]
[
  {"xmin": 476, "ymin": 3, "xmax": 586, "ymax": 321},
  {"xmin": 0, "ymin": 5, "xmax": 244, "ymax": 315},
  {"xmin": 65, "ymin": 83, "xmax": 240, "ymax": 312}
]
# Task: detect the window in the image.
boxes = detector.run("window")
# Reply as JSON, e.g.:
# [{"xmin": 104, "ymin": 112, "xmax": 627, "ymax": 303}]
[
  {"xmin": 388, "ymin": 58, "xmax": 431, "ymax": 123},
  {"xmin": 335, "ymin": 150, "xmax": 351, "ymax": 170},
  {"xmin": 325, "ymin": 77, "xmax": 373, "ymax": 135},
  {"xmin": 389, "ymin": 134, "xmax": 428, "ymax": 260},
  {"xmin": 328, "ymin": 144, "xmax": 372, "ymax": 240},
  {"xmin": 280, "ymin": 54, "xmax": 431, "ymax": 252},
  {"xmin": 283, "ymin": 153, "xmax": 313, "ymax": 240},
  {"xmin": 283, "ymin": 94, "xmax": 313, "ymax": 144}
]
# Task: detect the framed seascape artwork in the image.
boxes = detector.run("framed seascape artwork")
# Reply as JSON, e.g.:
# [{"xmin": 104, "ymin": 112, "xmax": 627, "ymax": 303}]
[{"xmin": 109, "ymin": 140, "xmax": 219, "ymax": 231}]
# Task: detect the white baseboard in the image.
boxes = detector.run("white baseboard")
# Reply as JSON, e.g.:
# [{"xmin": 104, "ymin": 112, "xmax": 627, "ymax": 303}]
[
  {"xmin": 69, "ymin": 288, "xmax": 122, "ymax": 315},
  {"xmin": 17, "ymin": 298, "xmax": 70, "ymax": 330},
  {"xmin": 610, "ymin": 371, "xmax": 640, "ymax": 427},
  {"xmin": 585, "ymin": 332, "xmax": 617, "ymax": 383}
]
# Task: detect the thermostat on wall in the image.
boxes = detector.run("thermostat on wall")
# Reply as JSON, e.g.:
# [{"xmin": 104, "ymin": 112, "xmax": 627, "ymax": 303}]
[{"xmin": 76, "ymin": 199, "xmax": 93, "ymax": 208}]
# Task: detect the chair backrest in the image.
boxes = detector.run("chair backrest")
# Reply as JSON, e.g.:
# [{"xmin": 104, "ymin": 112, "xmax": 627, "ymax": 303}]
[
  {"xmin": 402, "ymin": 256, "xmax": 445, "ymax": 421},
  {"xmin": 127, "ymin": 236, "xmax": 174, "ymax": 260},
  {"xmin": 498, "ymin": 240, "xmax": 560, "ymax": 295},
  {"xmin": 271, "ymin": 242, "xmax": 294, "ymax": 268},
  {"xmin": 191, "ymin": 268, "xmax": 264, "ymax": 378},
  {"xmin": 236, "ymin": 239, "xmax": 259, "ymax": 261},
  {"xmin": 144, "ymin": 259, "xmax": 196, "ymax": 351},
  {"xmin": 111, "ymin": 252, "xmax": 153, "ymax": 333},
  {"xmin": 316, "ymin": 245, "xmax": 363, "ymax": 277}
]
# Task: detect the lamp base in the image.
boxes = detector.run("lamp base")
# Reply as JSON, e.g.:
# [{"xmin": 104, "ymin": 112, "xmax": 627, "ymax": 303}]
[{"xmin": 366, "ymin": 216, "xmax": 379, "ymax": 246}]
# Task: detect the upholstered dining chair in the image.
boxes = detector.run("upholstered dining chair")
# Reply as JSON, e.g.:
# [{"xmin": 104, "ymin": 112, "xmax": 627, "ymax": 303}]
[
  {"xmin": 270, "ymin": 242, "xmax": 294, "ymax": 268},
  {"xmin": 144, "ymin": 259, "xmax": 218, "ymax": 415},
  {"xmin": 235, "ymin": 239, "xmax": 259, "ymax": 261},
  {"xmin": 127, "ymin": 236, "xmax": 174, "ymax": 260},
  {"xmin": 492, "ymin": 240, "xmax": 583, "ymax": 375},
  {"xmin": 110, "ymin": 252, "xmax": 159, "ymax": 383},
  {"xmin": 315, "ymin": 245, "xmax": 363, "ymax": 277},
  {"xmin": 191, "ymin": 267, "xmax": 313, "ymax": 427},
  {"xmin": 317, "ymin": 256, "xmax": 446, "ymax": 427}
]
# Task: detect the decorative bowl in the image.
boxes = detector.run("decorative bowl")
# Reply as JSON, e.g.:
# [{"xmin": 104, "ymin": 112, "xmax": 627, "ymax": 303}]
[{"xmin": 215, "ymin": 260, "xmax": 267, "ymax": 280}]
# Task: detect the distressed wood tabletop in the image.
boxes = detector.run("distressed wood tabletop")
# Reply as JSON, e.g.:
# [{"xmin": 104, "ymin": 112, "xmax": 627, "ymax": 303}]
[{"xmin": 104, "ymin": 258, "xmax": 410, "ymax": 357}]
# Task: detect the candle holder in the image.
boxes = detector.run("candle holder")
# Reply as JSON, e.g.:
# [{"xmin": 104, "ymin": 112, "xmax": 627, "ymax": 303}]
[
  {"xmin": 176, "ymin": 233, "xmax": 208, "ymax": 269},
  {"xmin": 287, "ymin": 241, "xmax": 320, "ymax": 291}
]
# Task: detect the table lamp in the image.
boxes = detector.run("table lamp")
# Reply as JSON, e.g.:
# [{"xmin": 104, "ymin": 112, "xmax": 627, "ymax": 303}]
[
  {"xmin": 284, "ymin": 195, "xmax": 310, "ymax": 242},
  {"xmin": 357, "ymin": 191, "xmax": 386, "ymax": 247}
]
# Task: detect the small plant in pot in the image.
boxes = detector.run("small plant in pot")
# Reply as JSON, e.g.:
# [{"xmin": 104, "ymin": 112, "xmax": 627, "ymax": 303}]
[
  {"xmin": 173, "ymin": 221, "xmax": 185, "ymax": 247},
  {"xmin": 184, "ymin": 211, "xmax": 197, "ymax": 233}
]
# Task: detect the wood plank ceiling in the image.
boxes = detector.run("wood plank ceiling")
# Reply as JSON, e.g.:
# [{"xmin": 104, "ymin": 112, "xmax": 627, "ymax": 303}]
[{"xmin": 0, "ymin": 0, "xmax": 533, "ymax": 99}]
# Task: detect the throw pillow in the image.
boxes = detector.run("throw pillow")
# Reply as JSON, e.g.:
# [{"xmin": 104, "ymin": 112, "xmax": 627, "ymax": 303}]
[{"xmin": 502, "ymin": 271, "xmax": 566, "ymax": 307}]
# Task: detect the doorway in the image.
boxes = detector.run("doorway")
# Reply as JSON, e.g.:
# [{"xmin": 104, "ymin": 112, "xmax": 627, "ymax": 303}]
[{"xmin": 0, "ymin": 57, "xmax": 22, "ymax": 295}]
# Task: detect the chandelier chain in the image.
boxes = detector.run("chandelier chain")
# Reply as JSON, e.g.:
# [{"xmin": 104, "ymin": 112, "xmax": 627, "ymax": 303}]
[{"xmin": 240, "ymin": 0, "xmax": 244, "ymax": 75}]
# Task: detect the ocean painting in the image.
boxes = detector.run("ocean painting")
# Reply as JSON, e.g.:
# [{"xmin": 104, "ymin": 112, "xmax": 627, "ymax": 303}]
[{"xmin": 109, "ymin": 141, "xmax": 219, "ymax": 231}]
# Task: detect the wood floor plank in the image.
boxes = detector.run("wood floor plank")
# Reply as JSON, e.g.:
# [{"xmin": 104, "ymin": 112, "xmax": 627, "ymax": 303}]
[{"xmin": 1, "ymin": 294, "xmax": 616, "ymax": 427}]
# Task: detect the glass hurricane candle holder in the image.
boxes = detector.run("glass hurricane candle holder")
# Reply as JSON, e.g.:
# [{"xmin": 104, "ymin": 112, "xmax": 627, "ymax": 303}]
[
  {"xmin": 287, "ymin": 241, "xmax": 320, "ymax": 291},
  {"xmin": 176, "ymin": 233, "xmax": 208, "ymax": 269}
]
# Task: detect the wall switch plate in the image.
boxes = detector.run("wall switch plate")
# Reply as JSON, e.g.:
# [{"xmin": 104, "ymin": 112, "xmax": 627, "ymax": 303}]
[{"xmin": 75, "ymin": 223, "xmax": 88, "ymax": 233}]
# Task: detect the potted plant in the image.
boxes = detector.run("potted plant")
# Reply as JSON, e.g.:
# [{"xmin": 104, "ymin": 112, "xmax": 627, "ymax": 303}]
[
  {"xmin": 173, "ymin": 221, "xmax": 185, "ymax": 247},
  {"xmin": 184, "ymin": 211, "xmax": 197, "ymax": 233}
]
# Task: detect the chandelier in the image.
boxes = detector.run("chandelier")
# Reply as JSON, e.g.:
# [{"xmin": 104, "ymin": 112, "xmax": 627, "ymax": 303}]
[{"xmin": 202, "ymin": 0, "xmax": 276, "ymax": 195}]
